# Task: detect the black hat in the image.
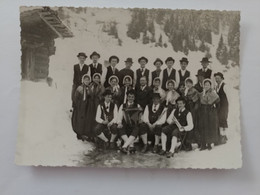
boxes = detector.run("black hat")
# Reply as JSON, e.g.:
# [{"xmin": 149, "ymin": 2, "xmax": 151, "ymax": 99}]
[
  {"xmin": 126, "ymin": 89, "xmax": 136, "ymax": 96},
  {"xmin": 176, "ymin": 96, "xmax": 186, "ymax": 104},
  {"xmin": 109, "ymin": 55, "xmax": 120, "ymax": 63},
  {"xmin": 77, "ymin": 52, "xmax": 87, "ymax": 58},
  {"xmin": 138, "ymin": 56, "xmax": 148, "ymax": 63},
  {"xmin": 103, "ymin": 89, "xmax": 113, "ymax": 96},
  {"xmin": 90, "ymin": 51, "xmax": 100, "ymax": 59},
  {"xmin": 200, "ymin": 57, "xmax": 211, "ymax": 63},
  {"xmin": 214, "ymin": 72, "xmax": 224, "ymax": 79},
  {"xmin": 165, "ymin": 57, "xmax": 175, "ymax": 63},
  {"xmin": 180, "ymin": 57, "xmax": 189, "ymax": 63},
  {"xmin": 125, "ymin": 57, "xmax": 133, "ymax": 63},
  {"xmin": 152, "ymin": 93, "xmax": 161, "ymax": 99},
  {"xmin": 153, "ymin": 58, "xmax": 163, "ymax": 65},
  {"xmin": 108, "ymin": 56, "xmax": 119, "ymax": 63}
]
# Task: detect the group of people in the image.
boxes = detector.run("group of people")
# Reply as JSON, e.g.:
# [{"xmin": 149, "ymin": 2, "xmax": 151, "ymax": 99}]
[{"xmin": 71, "ymin": 51, "xmax": 229, "ymax": 158}]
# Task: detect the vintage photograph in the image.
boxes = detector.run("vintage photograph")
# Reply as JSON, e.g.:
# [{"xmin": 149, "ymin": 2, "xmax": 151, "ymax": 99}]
[{"xmin": 16, "ymin": 6, "xmax": 241, "ymax": 169}]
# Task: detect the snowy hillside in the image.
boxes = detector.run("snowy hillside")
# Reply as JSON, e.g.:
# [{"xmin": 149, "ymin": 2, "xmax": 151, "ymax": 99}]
[{"xmin": 15, "ymin": 7, "xmax": 241, "ymax": 168}]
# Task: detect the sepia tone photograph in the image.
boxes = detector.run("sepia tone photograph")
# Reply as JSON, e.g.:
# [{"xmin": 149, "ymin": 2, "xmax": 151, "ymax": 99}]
[{"xmin": 16, "ymin": 6, "xmax": 241, "ymax": 169}]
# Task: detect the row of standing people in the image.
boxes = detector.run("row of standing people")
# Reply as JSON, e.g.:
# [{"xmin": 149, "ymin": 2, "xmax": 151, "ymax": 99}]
[{"xmin": 71, "ymin": 57, "xmax": 229, "ymax": 157}]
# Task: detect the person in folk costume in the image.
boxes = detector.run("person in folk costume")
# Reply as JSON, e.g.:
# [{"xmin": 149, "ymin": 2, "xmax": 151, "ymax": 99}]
[
  {"xmin": 94, "ymin": 89, "xmax": 119, "ymax": 150},
  {"xmin": 178, "ymin": 57, "xmax": 191, "ymax": 87},
  {"xmin": 102, "ymin": 55, "xmax": 120, "ymax": 88},
  {"xmin": 106, "ymin": 75, "xmax": 121, "ymax": 107},
  {"xmin": 117, "ymin": 89, "xmax": 143, "ymax": 154},
  {"xmin": 71, "ymin": 52, "xmax": 90, "ymax": 106},
  {"xmin": 194, "ymin": 71, "xmax": 205, "ymax": 93},
  {"xmin": 177, "ymin": 82, "xmax": 186, "ymax": 97},
  {"xmin": 89, "ymin": 51, "xmax": 103, "ymax": 80},
  {"xmin": 151, "ymin": 58, "xmax": 163, "ymax": 88},
  {"xmin": 135, "ymin": 56, "xmax": 151, "ymax": 89},
  {"xmin": 72, "ymin": 74, "xmax": 91, "ymax": 141},
  {"xmin": 164, "ymin": 80, "xmax": 180, "ymax": 117},
  {"xmin": 119, "ymin": 75, "xmax": 134, "ymax": 106},
  {"xmin": 135, "ymin": 76, "xmax": 153, "ymax": 110},
  {"xmin": 183, "ymin": 78, "xmax": 200, "ymax": 149},
  {"xmin": 118, "ymin": 58, "xmax": 134, "ymax": 87},
  {"xmin": 87, "ymin": 73, "xmax": 105, "ymax": 140},
  {"xmin": 160, "ymin": 97, "xmax": 194, "ymax": 158},
  {"xmin": 139, "ymin": 93, "xmax": 167, "ymax": 153},
  {"xmin": 197, "ymin": 57, "xmax": 215, "ymax": 88},
  {"xmin": 214, "ymin": 72, "xmax": 229, "ymax": 145},
  {"xmin": 198, "ymin": 79, "xmax": 220, "ymax": 150},
  {"xmin": 152, "ymin": 77, "xmax": 166, "ymax": 102},
  {"xmin": 161, "ymin": 57, "xmax": 180, "ymax": 91}
]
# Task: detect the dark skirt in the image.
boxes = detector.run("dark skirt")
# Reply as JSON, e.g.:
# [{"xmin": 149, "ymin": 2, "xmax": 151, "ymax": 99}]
[
  {"xmin": 198, "ymin": 104, "xmax": 219, "ymax": 144},
  {"xmin": 186, "ymin": 101, "xmax": 200, "ymax": 144},
  {"xmin": 71, "ymin": 98, "xmax": 89, "ymax": 137},
  {"xmin": 218, "ymin": 102, "xmax": 229, "ymax": 128}
]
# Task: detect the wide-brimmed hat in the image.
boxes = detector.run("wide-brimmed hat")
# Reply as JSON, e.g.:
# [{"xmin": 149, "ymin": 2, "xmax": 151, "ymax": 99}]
[
  {"xmin": 203, "ymin": 78, "xmax": 212, "ymax": 86},
  {"xmin": 185, "ymin": 77, "xmax": 193, "ymax": 84},
  {"xmin": 123, "ymin": 75, "xmax": 133, "ymax": 84},
  {"xmin": 77, "ymin": 52, "xmax": 87, "ymax": 58},
  {"xmin": 109, "ymin": 75, "xmax": 119, "ymax": 85},
  {"xmin": 153, "ymin": 58, "xmax": 163, "ymax": 65},
  {"xmin": 200, "ymin": 57, "xmax": 211, "ymax": 63},
  {"xmin": 166, "ymin": 79, "xmax": 176, "ymax": 89},
  {"xmin": 103, "ymin": 89, "xmax": 113, "ymax": 96},
  {"xmin": 109, "ymin": 55, "xmax": 120, "ymax": 63},
  {"xmin": 153, "ymin": 77, "xmax": 161, "ymax": 84},
  {"xmin": 138, "ymin": 56, "xmax": 148, "ymax": 63},
  {"xmin": 180, "ymin": 57, "xmax": 189, "ymax": 63},
  {"xmin": 125, "ymin": 57, "xmax": 133, "ymax": 63},
  {"xmin": 90, "ymin": 51, "xmax": 100, "ymax": 59},
  {"xmin": 165, "ymin": 57, "xmax": 175, "ymax": 64},
  {"xmin": 152, "ymin": 93, "xmax": 161, "ymax": 99},
  {"xmin": 214, "ymin": 72, "xmax": 224, "ymax": 79}
]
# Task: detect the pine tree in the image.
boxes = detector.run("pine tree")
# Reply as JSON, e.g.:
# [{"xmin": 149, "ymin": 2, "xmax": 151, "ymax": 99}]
[{"xmin": 216, "ymin": 35, "xmax": 229, "ymax": 65}]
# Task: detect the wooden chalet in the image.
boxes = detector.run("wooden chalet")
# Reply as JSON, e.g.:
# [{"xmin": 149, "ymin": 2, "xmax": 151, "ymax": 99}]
[{"xmin": 20, "ymin": 7, "xmax": 73, "ymax": 81}]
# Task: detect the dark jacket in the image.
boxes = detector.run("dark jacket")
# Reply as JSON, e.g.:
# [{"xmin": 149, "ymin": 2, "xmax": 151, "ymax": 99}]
[{"xmin": 73, "ymin": 64, "xmax": 89, "ymax": 87}]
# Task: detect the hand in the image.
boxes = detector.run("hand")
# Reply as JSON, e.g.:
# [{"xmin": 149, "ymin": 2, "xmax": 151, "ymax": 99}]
[
  {"xmin": 102, "ymin": 120, "xmax": 109, "ymax": 125},
  {"xmin": 118, "ymin": 123, "xmax": 123, "ymax": 128},
  {"xmin": 108, "ymin": 122, "xmax": 113, "ymax": 127},
  {"xmin": 179, "ymin": 127, "xmax": 185, "ymax": 132}
]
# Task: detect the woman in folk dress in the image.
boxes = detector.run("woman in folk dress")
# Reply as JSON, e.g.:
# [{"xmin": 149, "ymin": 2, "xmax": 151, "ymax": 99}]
[
  {"xmin": 72, "ymin": 74, "xmax": 91, "ymax": 141},
  {"xmin": 164, "ymin": 80, "xmax": 180, "ymax": 117},
  {"xmin": 86, "ymin": 73, "xmax": 105, "ymax": 141},
  {"xmin": 198, "ymin": 79, "xmax": 220, "ymax": 150},
  {"xmin": 106, "ymin": 75, "xmax": 121, "ymax": 107}
]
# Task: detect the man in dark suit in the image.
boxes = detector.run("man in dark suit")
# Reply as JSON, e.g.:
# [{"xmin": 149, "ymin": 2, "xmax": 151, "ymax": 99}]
[
  {"xmin": 135, "ymin": 76, "xmax": 153, "ymax": 110},
  {"xmin": 89, "ymin": 51, "xmax": 103, "ymax": 80},
  {"xmin": 197, "ymin": 57, "xmax": 213, "ymax": 79},
  {"xmin": 118, "ymin": 58, "xmax": 134, "ymax": 87},
  {"xmin": 178, "ymin": 57, "xmax": 191, "ymax": 86},
  {"xmin": 135, "ymin": 56, "xmax": 150, "ymax": 89},
  {"xmin": 162, "ymin": 57, "xmax": 179, "ymax": 91},
  {"xmin": 71, "ymin": 52, "xmax": 89, "ymax": 105},
  {"xmin": 102, "ymin": 55, "xmax": 120, "ymax": 88}
]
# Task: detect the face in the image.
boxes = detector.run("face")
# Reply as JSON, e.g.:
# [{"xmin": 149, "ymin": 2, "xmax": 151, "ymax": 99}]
[
  {"xmin": 177, "ymin": 100, "xmax": 185, "ymax": 110},
  {"xmin": 155, "ymin": 62, "xmax": 162, "ymax": 69},
  {"xmin": 215, "ymin": 76, "xmax": 222, "ymax": 84},
  {"xmin": 166, "ymin": 60, "xmax": 174, "ymax": 68},
  {"xmin": 78, "ymin": 56, "xmax": 86, "ymax": 64},
  {"xmin": 92, "ymin": 55, "xmax": 99, "ymax": 63},
  {"xmin": 204, "ymin": 81, "xmax": 211, "ymax": 91},
  {"xmin": 82, "ymin": 77, "xmax": 90, "ymax": 85},
  {"xmin": 110, "ymin": 78, "xmax": 118, "ymax": 87},
  {"xmin": 186, "ymin": 81, "xmax": 193, "ymax": 88},
  {"xmin": 153, "ymin": 98, "xmax": 160, "ymax": 105},
  {"xmin": 104, "ymin": 95, "xmax": 112, "ymax": 103},
  {"xmin": 125, "ymin": 62, "xmax": 132, "ymax": 69},
  {"xmin": 93, "ymin": 76, "xmax": 100, "ymax": 83},
  {"xmin": 180, "ymin": 62, "xmax": 188, "ymax": 70},
  {"xmin": 110, "ymin": 58, "xmax": 118, "ymax": 67},
  {"xmin": 154, "ymin": 80, "xmax": 160, "ymax": 88},
  {"xmin": 140, "ymin": 77, "xmax": 147, "ymax": 86},
  {"xmin": 127, "ymin": 94, "xmax": 135, "ymax": 103},
  {"xmin": 179, "ymin": 84, "xmax": 185, "ymax": 93},
  {"xmin": 167, "ymin": 82, "xmax": 174, "ymax": 90},
  {"xmin": 124, "ymin": 78, "xmax": 131, "ymax": 86},
  {"xmin": 201, "ymin": 62, "xmax": 209, "ymax": 69},
  {"xmin": 139, "ymin": 59, "xmax": 147, "ymax": 68}
]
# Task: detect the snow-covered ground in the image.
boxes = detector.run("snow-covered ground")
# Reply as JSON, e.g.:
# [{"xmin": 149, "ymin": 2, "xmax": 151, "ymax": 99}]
[{"xmin": 15, "ymin": 7, "xmax": 241, "ymax": 168}]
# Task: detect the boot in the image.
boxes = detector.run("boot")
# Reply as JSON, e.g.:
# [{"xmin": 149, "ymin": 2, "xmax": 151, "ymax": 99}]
[
  {"xmin": 152, "ymin": 145, "xmax": 159, "ymax": 154},
  {"xmin": 159, "ymin": 149, "xmax": 166, "ymax": 156},
  {"xmin": 141, "ymin": 144, "xmax": 148, "ymax": 153},
  {"xmin": 166, "ymin": 151, "xmax": 174, "ymax": 158}
]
